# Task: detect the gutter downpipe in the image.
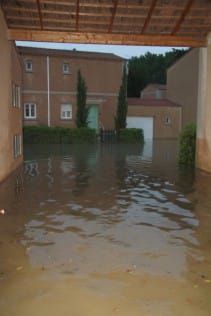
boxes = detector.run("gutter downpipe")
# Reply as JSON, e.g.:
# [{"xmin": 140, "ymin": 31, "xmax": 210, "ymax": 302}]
[{"xmin": 47, "ymin": 55, "xmax": 51, "ymax": 127}]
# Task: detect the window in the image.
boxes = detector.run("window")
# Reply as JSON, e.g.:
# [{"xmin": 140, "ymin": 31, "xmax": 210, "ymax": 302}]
[
  {"xmin": 25, "ymin": 60, "xmax": 33, "ymax": 72},
  {"xmin": 13, "ymin": 134, "xmax": 22, "ymax": 158},
  {"xmin": 165, "ymin": 116, "xmax": 171, "ymax": 125},
  {"xmin": 63, "ymin": 63, "xmax": 70, "ymax": 74},
  {"xmin": 24, "ymin": 103, "xmax": 36, "ymax": 119},
  {"xmin": 61, "ymin": 104, "xmax": 72, "ymax": 120},
  {"xmin": 12, "ymin": 82, "xmax": 21, "ymax": 108}
]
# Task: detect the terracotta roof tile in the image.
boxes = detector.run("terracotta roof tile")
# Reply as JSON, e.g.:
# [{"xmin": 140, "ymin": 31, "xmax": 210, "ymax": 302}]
[{"xmin": 17, "ymin": 46, "xmax": 125, "ymax": 62}]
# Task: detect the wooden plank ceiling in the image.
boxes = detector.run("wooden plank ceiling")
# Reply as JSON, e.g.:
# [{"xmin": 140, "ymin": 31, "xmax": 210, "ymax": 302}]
[{"xmin": 2, "ymin": 0, "xmax": 211, "ymax": 47}]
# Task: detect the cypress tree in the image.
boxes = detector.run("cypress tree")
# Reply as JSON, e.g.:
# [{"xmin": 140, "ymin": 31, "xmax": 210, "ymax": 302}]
[
  {"xmin": 76, "ymin": 70, "xmax": 89, "ymax": 128},
  {"xmin": 115, "ymin": 64, "xmax": 128, "ymax": 131}
]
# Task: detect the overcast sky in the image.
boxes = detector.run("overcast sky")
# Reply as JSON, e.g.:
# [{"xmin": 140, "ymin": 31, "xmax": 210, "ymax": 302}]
[{"xmin": 16, "ymin": 41, "xmax": 187, "ymax": 59}]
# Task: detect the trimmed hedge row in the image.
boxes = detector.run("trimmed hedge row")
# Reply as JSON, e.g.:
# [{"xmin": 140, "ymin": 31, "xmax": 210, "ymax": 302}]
[
  {"xmin": 23, "ymin": 126, "xmax": 97, "ymax": 144},
  {"xmin": 178, "ymin": 122, "xmax": 196, "ymax": 166},
  {"xmin": 23, "ymin": 126, "xmax": 144, "ymax": 144},
  {"xmin": 118, "ymin": 128, "xmax": 144, "ymax": 143}
]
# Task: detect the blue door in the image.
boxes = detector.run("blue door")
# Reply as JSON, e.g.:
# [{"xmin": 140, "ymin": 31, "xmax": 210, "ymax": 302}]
[{"xmin": 87, "ymin": 105, "xmax": 98, "ymax": 130}]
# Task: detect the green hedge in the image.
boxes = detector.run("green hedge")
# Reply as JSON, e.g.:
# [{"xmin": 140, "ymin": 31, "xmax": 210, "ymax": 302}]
[
  {"xmin": 118, "ymin": 128, "xmax": 144, "ymax": 143},
  {"xmin": 178, "ymin": 122, "xmax": 196, "ymax": 166},
  {"xmin": 23, "ymin": 126, "xmax": 97, "ymax": 144}
]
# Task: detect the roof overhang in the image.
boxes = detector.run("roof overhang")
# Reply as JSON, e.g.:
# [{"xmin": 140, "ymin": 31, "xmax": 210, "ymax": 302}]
[{"xmin": 3, "ymin": 0, "xmax": 211, "ymax": 47}]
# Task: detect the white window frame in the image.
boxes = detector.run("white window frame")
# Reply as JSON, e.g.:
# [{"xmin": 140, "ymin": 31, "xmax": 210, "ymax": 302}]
[
  {"xmin": 165, "ymin": 115, "xmax": 171, "ymax": 125},
  {"xmin": 61, "ymin": 104, "xmax": 72, "ymax": 120},
  {"xmin": 13, "ymin": 134, "xmax": 22, "ymax": 159},
  {"xmin": 25, "ymin": 60, "xmax": 33, "ymax": 72},
  {"xmin": 24, "ymin": 103, "xmax": 37, "ymax": 120},
  {"xmin": 63, "ymin": 63, "xmax": 70, "ymax": 74},
  {"xmin": 12, "ymin": 83, "xmax": 21, "ymax": 108}
]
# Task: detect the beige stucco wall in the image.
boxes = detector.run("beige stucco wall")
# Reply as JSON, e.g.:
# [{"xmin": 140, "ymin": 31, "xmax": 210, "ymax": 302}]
[
  {"xmin": 196, "ymin": 37, "xmax": 211, "ymax": 171},
  {"xmin": 141, "ymin": 89, "xmax": 166, "ymax": 99},
  {"xmin": 0, "ymin": 9, "xmax": 23, "ymax": 183},
  {"xmin": 21, "ymin": 52, "xmax": 122, "ymax": 129},
  {"xmin": 128, "ymin": 105, "xmax": 181, "ymax": 139},
  {"xmin": 167, "ymin": 49, "xmax": 199, "ymax": 129}
]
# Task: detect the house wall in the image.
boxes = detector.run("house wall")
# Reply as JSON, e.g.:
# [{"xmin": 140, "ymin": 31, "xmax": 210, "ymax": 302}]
[
  {"xmin": 167, "ymin": 48, "xmax": 199, "ymax": 129},
  {"xmin": 127, "ymin": 105, "xmax": 181, "ymax": 139},
  {"xmin": 141, "ymin": 88, "xmax": 166, "ymax": 99},
  {"xmin": 21, "ymin": 51, "xmax": 123, "ymax": 130},
  {"xmin": 196, "ymin": 40, "xmax": 211, "ymax": 171},
  {"xmin": 0, "ymin": 9, "xmax": 22, "ymax": 183}
]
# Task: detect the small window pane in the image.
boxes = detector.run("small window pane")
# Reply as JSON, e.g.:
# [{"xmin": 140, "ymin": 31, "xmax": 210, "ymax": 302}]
[
  {"xmin": 12, "ymin": 83, "xmax": 20, "ymax": 108},
  {"xmin": 25, "ymin": 60, "xmax": 32, "ymax": 72},
  {"xmin": 24, "ymin": 103, "xmax": 36, "ymax": 119},
  {"xmin": 63, "ymin": 63, "xmax": 70, "ymax": 74},
  {"xmin": 165, "ymin": 116, "xmax": 171, "ymax": 125},
  {"xmin": 61, "ymin": 104, "xmax": 72, "ymax": 120},
  {"xmin": 13, "ymin": 134, "xmax": 22, "ymax": 158}
]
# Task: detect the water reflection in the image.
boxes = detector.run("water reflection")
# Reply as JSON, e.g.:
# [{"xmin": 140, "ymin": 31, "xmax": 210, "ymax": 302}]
[
  {"xmin": 1, "ymin": 140, "xmax": 211, "ymax": 315},
  {"xmin": 12, "ymin": 140, "xmax": 198, "ymax": 277}
]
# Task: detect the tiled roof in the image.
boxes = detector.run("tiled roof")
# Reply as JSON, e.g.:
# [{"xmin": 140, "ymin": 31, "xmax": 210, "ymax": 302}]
[
  {"xmin": 17, "ymin": 46, "xmax": 125, "ymax": 62},
  {"xmin": 128, "ymin": 98, "xmax": 180, "ymax": 107}
]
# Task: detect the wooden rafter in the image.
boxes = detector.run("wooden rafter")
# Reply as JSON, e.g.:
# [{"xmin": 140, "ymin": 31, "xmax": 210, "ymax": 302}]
[
  {"xmin": 2, "ymin": 0, "xmax": 211, "ymax": 48},
  {"xmin": 141, "ymin": 0, "xmax": 158, "ymax": 34},
  {"xmin": 7, "ymin": 15, "xmax": 211, "ymax": 30},
  {"xmin": 108, "ymin": 0, "xmax": 118, "ymax": 33},
  {"xmin": 7, "ymin": 28, "xmax": 207, "ymax": 47},
  {"xmin": 75, "ymin": 0, "xmax": 80, "ymax": 31},
  {"xmin": 171, "ymin": 0, "xmax": 195, "ymax": 35},
  {"xmin": 5, "ymin": 10, "xmax": 210, "ymax": 22},
  {"xmin": 36, "ymin": 0, "xmax": 43, "ymax": 30}
]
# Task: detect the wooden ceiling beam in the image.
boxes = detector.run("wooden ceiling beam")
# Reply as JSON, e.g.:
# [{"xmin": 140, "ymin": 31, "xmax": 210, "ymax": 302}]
[
  {"xmin": 3, "ymin": 2, "xmax": 208, "ymax": 12},
  {"xmin": 108, "ymin": 0, "xmax": 118, "ymax": 33},
  {"xmin": 36, "ymin": 0, "xmax": 43, "ymax": 30},
  {"xmin": 141, "ymin": 0, "xmax": 158, "ymax": 34},
  {"xmin": 6, "ymin": 12, "xmax": 209, "ymax": 22},
  {"xmin": 75, "ymin": 0, "xmax": 80, "ymax": 31},
  {"xmin": 7, "ymin": 15, "xmax": 211, "ymax": 29},
  {"xmin": 7, "ymin": 28, "xmax": 207, "ymax": 47},
  {"xmin": 171, "ymin": 0, "xmax": 195, "ymax": 35},
  {"xmin": 8, "ymin": 0, "xmax": 206, "ymax": 11}
]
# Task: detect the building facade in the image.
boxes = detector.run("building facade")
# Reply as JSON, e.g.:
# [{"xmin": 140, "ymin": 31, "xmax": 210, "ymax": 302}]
[
  {"xmin": 0, "ymin": 9, "xmax": 22, "ymax": 183},
  {"xmin": 140, "ymin": 84, "xmax": 167, "ymax": 99},
  {"xmin": 167, "ymin": 48, "xmax": 199, "ymax": 129},
  {"xmin": 18, "ymin": 47, "xmax": 125, "ymax": 131},
  {"xmin": 127, "ymin": 98, "xmax": 181, "ymax": 139}
]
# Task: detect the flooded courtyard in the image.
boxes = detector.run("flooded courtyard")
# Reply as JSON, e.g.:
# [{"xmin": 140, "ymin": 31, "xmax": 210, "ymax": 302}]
[{"xmin": 0, "ymin": 140, "xmax": 211, "ymax": 316}]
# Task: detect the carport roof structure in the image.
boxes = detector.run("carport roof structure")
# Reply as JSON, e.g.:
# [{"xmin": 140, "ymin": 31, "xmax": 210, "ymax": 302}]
[{"xmin": 2, "ymin": 0, "xmax": 211, "ymax": 47}]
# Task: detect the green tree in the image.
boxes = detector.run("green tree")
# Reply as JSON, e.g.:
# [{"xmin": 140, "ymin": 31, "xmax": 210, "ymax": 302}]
[
  {"xmin": 76, "ymin": 69, "xmax": 89, "ymax": 128},
  {"xmin": 115, "ymin": 64, "xmax": 128, "ymax": 131},
  {"xmin": 127, "ymin": 49, "xmax": 187, "ymax": 97}
]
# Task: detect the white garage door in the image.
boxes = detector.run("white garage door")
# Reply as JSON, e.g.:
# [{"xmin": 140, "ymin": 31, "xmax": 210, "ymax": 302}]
[{"xmin": 126, "ymin": 116, "xmax": 154, "ymax": 140}]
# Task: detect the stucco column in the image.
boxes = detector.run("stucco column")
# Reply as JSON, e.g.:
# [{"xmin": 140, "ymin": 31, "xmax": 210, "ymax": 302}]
[{"xmin": 196, "ymin": 33, "xmax": 211, "ymax": 172}]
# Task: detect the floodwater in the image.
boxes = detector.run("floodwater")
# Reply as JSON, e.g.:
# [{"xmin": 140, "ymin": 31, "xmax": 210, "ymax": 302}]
[{"xmin": 0, "ymin": 140, "xmax": 211, "ymax": 316}]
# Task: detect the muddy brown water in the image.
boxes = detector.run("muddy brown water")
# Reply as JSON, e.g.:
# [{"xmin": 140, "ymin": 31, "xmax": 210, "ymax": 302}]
[{"xmin": 0, "ymin": 141, "xmax": 211, "ymax": 316}]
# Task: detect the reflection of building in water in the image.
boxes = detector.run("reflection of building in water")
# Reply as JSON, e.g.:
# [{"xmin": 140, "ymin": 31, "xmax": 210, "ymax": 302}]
[
  {"xmin": 126, "ymin": 140, "xmax": 178, "ymax": 165},
  {"xmin": 24, "ymin": 161, "xmax": 40, "ymax": 177},
  {"xmin": 60, "ymin": 158, "xmax": 74, "ymax": 174}
]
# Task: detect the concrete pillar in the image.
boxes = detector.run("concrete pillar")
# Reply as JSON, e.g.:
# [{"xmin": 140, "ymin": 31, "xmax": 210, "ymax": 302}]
[{"xmin": 196, "ymin": 33, "xmax": 211, "ymax": 172}]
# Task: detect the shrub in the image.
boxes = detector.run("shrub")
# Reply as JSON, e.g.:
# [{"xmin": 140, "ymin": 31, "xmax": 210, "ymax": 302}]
[
  {"xmin": 178, "ymin": 122, "xmax": 196, "ymax": 166},
  {"xmin": 118, "ymin": 128, "xmax": 144, "ymax": 143},
  {"xmin": 23, "ymin": 126, "xmax": 96, "ymax": 144},
  {"xmin": 60, "ymin": 127, "xmax": 97, "ymax": 144}
]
